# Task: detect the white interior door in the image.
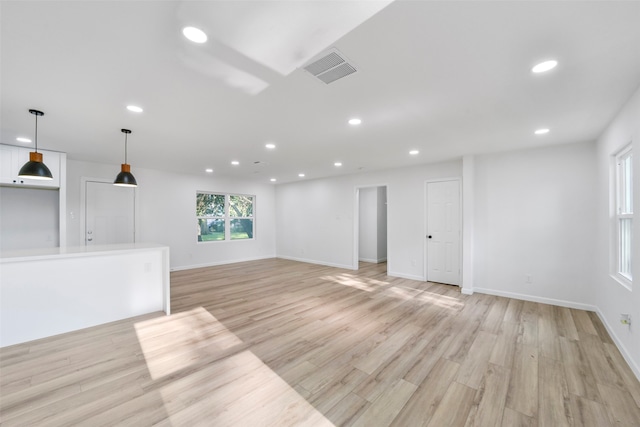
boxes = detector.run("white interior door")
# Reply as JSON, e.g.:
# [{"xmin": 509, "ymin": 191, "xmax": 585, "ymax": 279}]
[
  {"xmin": 427, "ymin": 180, "xmax": 461, "ymax": 285},
  {"xmin": 85, "ymin": 181, "xmax": 135, "ymax": 245}
]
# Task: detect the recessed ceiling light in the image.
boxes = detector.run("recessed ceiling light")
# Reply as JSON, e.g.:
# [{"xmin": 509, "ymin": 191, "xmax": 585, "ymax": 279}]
[
  {"xmin": 348, "ymin": 118, "xmax": 362, "ymax": 125},
  {"xmin": 231, "ymin": 160, "xmax": 239, "ymax": 166},
  {"xmin": 535, "ymin": 128, "xmax": 550, "ymax": 135},
  {"xmin": 298, "ymin": 173, "xmax": 305, "ymax": 178},
  {"xmin": 532, "ymin": 60, "xmax": 558, "ymax": 73},
  {"xmin": 126, "ymin": 105, "xmax": 143, "ymax": 113},
  {"xmin": 409, "ymin": 150, "xmax": 419, "ymax": 155},
  {"xmin": 265, "ymin": 143, "xmax": 276, "ymax": 149},
  {"xmin": 270, "ymin": 178, "xmax": 277, "ymax": 182},
  {"xmin": 205, "ymin": 168, "xmax": 213, "ymax": 173},
  {"xmin": 183, "ymin": 26, "xmax": 207, "ymax": 43},
  {"xmin": 16, "ymin": 137, "xmax": 32, "ymax": 143},
  {"xmin": 334, "ymin": 162, "xmax": 342, "ymax": 167}
]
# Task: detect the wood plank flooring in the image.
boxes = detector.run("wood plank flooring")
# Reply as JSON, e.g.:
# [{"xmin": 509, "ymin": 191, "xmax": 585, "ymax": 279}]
[{"xmin": 2, "ymin": 258, "xmax": 640, "ymax": 426}]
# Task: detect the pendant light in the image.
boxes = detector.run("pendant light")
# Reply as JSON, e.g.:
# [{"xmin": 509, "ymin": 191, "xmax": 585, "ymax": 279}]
[
  {"xmin": 113, "ymin": 129, "xmax": 138, "ymax": 187},
  {"xmin": 18, "ymin": 109, "xmax": 53, "ymax": 180}
]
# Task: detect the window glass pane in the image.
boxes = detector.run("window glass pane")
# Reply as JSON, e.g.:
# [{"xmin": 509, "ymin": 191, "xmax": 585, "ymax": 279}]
[
  {"xmin": 196, "ymin": 193, "xmax": 225, "ymax": 217},
  {"xmin": 198, "ymin": 218, "xmax": 225, "ymax": 241},
  {"xmin": 230, "ymin": 218, "xmax": 253, "ymax": 239},
  {"xmin": 619, "ymin": 218, "xmax": 632, "ymax": 279},
  {"xmin": 229, "ymin": 195, "xmax": 253, "ymax": 217},
  {"xmin": 625, "ymin": 154, "xmax": 633, "ymax": 213},
  {"xmin": 614, "ymin": 146, "xmax": 633, "ymax": 283}
]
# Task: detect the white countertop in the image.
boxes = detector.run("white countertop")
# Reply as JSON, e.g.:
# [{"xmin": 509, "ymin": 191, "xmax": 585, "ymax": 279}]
[{"xmin": 0, "ymin": 243, "xmax": 168, "ymax": 263}]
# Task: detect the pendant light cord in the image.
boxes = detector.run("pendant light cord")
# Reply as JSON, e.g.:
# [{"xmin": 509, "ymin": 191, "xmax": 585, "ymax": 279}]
[
  {"xmin": 34, "ymin": 114, "xmax": 39, "ymax": 153},
  {"xmin": 124, "ymin": 133, "xmax": 128, "ymax": 164}
]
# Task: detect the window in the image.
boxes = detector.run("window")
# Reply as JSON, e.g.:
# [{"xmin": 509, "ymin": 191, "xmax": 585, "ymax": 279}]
[
  {"xmin": 197, "ymin": 192, "xmax": 254, "ymax": 242},
  {"xmin": 615, "ymin": 145, "xmax": 633, "ymax": 283},
  {"xmin": 229, "ymin": 195, "xmax": 254, "ymax": 240}
]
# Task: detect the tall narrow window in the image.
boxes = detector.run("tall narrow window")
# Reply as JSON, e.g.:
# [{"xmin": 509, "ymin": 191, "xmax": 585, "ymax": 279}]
[{"xmin": 616, "ymin": 145, "xmax": 633, "ymax": 282}]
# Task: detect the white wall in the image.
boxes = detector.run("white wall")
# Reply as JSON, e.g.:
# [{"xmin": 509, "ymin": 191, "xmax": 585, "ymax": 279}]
[
  {"xmin": 595, "ymin": 85, "xmax": 640, "ymax": 377},
  {"xmin": 358, "ymin": 187, "xmax": 378, "ymax": 262},
  {"xmin": 472, "ymin": 141, "xmax": 597, "ymax": 308},
  {"xmin": 66, "ymin": 159, "xmax": 276, "ymax": 270},
  {"xmin": 275, "ymin": 161, "xmax": 461, "ymax": 278}
]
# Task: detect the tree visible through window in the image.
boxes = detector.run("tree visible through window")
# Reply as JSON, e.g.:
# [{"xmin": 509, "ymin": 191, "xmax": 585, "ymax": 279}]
[
  {"xmin": 196, "ymin": 193, "xmax": 254, "ymax": 242},
  {"xmin": 615, "ymin": 145, "xmax": 633, "ymax": 283},
  {"xmin": 229, "ymin": 195, "xmax": 254, "ymax": 239}
]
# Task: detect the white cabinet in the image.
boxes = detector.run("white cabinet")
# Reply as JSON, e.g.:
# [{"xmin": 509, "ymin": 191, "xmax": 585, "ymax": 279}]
[{"xmin": 0, "ymin": 145, "xmax": 63, "ymax": 188}]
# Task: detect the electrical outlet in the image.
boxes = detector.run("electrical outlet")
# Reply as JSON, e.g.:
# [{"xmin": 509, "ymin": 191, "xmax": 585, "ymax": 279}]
[
  {"xmin": 411, "ymin": 260, "xmax": 416, "ymax": 267},
  {"xmin": 621, "ymin": 314, "xmax": 632, "ymax": 326},
  {"xmin": 525, "ymin": 275, "xmax": 532, "ymax": 284}
]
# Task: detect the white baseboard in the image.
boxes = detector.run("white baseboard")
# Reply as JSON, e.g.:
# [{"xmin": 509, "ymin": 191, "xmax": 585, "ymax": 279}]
[
  {"xmin": 276, "ymin": 255, "xmax": 354, "ymax": 270},
  {"xmin": 377, "ymin": 257, "xmax": 388, "ymax": 263},
  {"xmin": 472, "ymin": 287, "xmax": 597, "ymax": 312},
  {"xmin": 170, "ymin": 255, "xmax": 276, "ymax": 272},
  {"xmin": 594, "ymin": 308, "xmax": 640, "ymax": 382},
  {"xmin": 461, "ymin": 288, "xmax": 474, "ymax": 295},
  {"xmin": 387, "ymin": 271, "xmax": 424, "ymax": 281}
]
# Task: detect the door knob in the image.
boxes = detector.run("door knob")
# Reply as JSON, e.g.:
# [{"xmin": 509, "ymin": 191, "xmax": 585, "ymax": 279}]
[{"xmin": 427, "ymin": 235, "xmax": 432, "ymax": 239}]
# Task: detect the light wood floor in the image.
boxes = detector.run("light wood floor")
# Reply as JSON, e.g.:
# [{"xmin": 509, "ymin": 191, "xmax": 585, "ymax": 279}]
[{"xmin": 2, "ymin": 259, "xmax": 640, "ymax": 426}]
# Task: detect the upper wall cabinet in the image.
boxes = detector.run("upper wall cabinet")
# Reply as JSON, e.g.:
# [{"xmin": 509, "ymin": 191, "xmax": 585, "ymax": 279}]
[{"xmin": 0, "ymin": 144, "xmax": 64, "ymax": 188}]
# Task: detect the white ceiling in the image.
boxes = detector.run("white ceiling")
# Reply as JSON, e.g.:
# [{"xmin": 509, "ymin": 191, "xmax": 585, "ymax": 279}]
[{"xmin": 2, "ymin": 1, "xmax": 640, "ymax": 184}]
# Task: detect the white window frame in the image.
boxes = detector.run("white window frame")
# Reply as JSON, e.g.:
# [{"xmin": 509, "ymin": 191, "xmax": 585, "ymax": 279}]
[
  {"xmin": 197, "ymin": 192, "xmax": 255, "ymax": 242},
  {"xmin": 613, "ymin": 144, "xmax": 633, "ymax": 287}
]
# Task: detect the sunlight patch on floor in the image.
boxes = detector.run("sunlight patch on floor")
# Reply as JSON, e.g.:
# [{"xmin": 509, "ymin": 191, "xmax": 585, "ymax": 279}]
[
  {"xmin": 414, "ymin": 291, "xmax": 463, "ymax": 310},
  {"xmin": 382, "ymin": 286, "xmax": 423, "ymax": 301},
  {"xmin": 321, "ymin": 274, "xmax": 389, "ymax": 292},
  {"xmin": 134, "ymin": 307, "xmax": 335, "ymax": 425},
  {"xmin": 134, "ymin": 307, "xmax": 243, "ymax": 380},
  {"xmin": 177, "ymin": 350, "xmax": 334, "ymax": 426}
]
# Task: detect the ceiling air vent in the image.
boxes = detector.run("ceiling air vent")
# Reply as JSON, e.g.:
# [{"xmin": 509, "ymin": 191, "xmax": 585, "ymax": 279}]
[{"xmin": 303, "ymin": 49, "xmax": 357, "ymax": 84}]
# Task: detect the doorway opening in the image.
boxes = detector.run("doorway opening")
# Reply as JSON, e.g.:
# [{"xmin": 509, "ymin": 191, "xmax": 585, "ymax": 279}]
[{"xmin": 354, "ymin": 185, "xmax": 388, "ymax": 273}]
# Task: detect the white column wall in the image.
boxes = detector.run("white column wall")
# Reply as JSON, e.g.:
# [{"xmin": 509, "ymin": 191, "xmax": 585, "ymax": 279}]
[{"xmin": 462, "ymin": 155, "xmax": 475, "ymax": 294}]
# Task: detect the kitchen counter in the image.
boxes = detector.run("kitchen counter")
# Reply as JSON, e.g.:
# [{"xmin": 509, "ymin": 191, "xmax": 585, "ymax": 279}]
[
  {"xmin": 0, "ymin": 243, "xmax": 170, "ymax": 347},
  {"xmin": 0, "ymin": 242, "xmax": 167, "ymax": 262}
]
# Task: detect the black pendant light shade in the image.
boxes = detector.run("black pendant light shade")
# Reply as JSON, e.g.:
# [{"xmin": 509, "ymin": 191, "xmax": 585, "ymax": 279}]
[
  {"xmin": 18, "ymin": 109, "xmax": 53, "ymax": 180},
  {"xmin": 114, "ymin": 129, "xmax": 137, "ymax": 187},
  {"xmin": 114, "ymin": 166, "xmax": 137, "ymax": 187}
]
